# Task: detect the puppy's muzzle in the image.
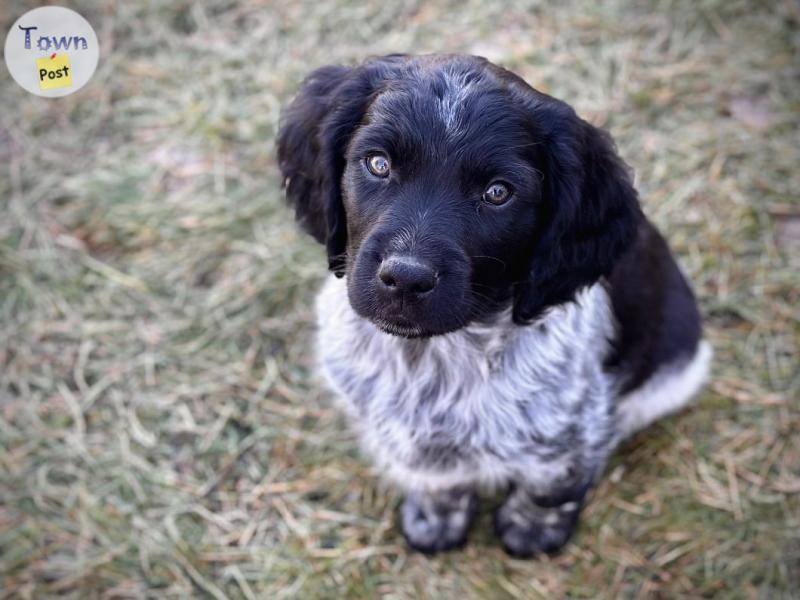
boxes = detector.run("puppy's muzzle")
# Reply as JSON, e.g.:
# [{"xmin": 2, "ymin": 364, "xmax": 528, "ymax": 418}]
[{"xmin": 377, "ymin": 256, "xmax": 438, "ymax": 299}]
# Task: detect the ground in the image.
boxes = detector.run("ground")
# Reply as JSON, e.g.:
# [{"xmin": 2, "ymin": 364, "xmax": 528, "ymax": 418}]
[{"xmin": 1, "ymin": 0, "xmax": 798, "ymax": 598}]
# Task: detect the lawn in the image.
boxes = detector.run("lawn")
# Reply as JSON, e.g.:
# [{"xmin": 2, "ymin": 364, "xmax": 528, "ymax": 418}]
[{"xmin": 1, "ymin": 0, "xmax": 798, "ymax": 597}]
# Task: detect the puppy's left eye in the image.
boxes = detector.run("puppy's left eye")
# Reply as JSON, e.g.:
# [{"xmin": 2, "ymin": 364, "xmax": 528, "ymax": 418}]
[{"xmin": 482, "ymin": 181, "xmax": 512, "ymax": 205}]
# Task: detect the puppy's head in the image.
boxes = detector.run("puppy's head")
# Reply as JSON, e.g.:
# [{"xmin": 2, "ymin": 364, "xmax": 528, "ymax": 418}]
[{"xmin": 278, "ymin": 54, "xmax": 641, "ymax": 337}]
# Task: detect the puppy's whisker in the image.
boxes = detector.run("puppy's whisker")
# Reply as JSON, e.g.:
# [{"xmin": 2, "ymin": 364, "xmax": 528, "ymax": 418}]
[
  {"xmin": 471, "ymin": 255, "xmax": 508, "ymax": 271},
  {"xmin": 503, "ymin": 141, "xmax": 543, "ymax": 151}
]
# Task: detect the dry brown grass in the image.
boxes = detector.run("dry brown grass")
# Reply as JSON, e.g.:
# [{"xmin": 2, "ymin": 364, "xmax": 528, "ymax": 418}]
[{"xmin": 1, "ymin": 0, "xmax": 798, "ymax": 597}]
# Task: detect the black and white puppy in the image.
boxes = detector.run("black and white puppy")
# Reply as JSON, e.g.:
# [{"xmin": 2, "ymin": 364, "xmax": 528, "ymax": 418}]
[{"xmin": 277, "ymin": 54, "xmax": 711, "ymax": 557}]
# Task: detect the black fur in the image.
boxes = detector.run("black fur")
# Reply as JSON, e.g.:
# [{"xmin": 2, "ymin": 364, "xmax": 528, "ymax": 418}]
[
  {"xmin": 277, "ymin": 54, "xmax": 653, "ymax": 330},
  {"xmin": 510, "ymin": 100, "xmax": 643, "ymax": 322},
  {"xmin": 277, "ymin": 52, "xmax": 701, "ymax": 389},
  {"xmin": 277, "ymin": 56, "xmax": 409, "ymax": 274},
  {"xmin": 605, "ymin": 221, "xmax": 703, "ymax": 392},
  {"xmin": 277, "ymin": 54, "xmax": 705, "ymax": 555}
]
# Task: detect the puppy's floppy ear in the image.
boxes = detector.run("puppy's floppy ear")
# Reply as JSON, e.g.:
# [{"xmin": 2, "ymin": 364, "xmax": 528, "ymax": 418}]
[
  {"xmin": 277, "ymin": 63, "xmax": 377, "ymax": 275},
  {"xmin": 513, "ymin": 96, "xmax": 643, "ymax": 323}
]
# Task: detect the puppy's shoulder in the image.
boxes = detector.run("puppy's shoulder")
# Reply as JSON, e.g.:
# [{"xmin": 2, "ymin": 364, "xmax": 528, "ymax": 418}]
[{"xmin": 606, "ymin": 219, "xmax": 703, "ymax": 392}]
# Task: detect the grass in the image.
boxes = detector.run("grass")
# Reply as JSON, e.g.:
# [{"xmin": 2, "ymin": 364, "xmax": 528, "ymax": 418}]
[{"xmin": 1, "ymin": 0, "xmax": 798, "ymax": 597}]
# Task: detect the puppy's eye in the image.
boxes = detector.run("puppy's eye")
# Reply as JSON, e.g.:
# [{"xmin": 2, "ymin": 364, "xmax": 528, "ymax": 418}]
[
  {"xmin": 482, "ymin": 181, "xmax": 512, "ymax": 205},
  {"xmin": 366, "ymin": 153, "xmax": 391, "ymax": 178}
]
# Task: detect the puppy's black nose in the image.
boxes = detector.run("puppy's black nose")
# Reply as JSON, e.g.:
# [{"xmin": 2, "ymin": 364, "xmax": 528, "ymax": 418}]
[{"xmin": 378, "ymin": 256, "xmax": 437, "ymax": 296}]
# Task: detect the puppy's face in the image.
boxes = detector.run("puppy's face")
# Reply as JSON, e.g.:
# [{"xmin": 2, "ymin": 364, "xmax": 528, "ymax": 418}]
[
  {"xmin": 278, "ymin": 55, "xmax": 640, "ymax": 336},
  {"xmin": 342, "ymin": 76, "xmax": 543, "ymax": 336}
]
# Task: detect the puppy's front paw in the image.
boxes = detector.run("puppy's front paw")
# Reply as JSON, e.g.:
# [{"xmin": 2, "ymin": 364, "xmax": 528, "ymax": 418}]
[
  {"xmin": 494, "ymin": 497, "xmax": 581, "ymax": 558},
  {"xmin": 400, "ymin": 490, "xmax": 477, "ymax": 554}
]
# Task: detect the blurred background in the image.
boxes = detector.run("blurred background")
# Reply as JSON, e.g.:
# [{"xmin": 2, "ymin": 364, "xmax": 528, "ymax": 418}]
[{"xmin": 1, "ymin": 0, "xmax": 798, "ymax": 597}]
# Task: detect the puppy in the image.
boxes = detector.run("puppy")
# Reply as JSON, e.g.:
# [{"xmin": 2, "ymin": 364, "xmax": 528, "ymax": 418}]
[{"xmin": 277, "ymin": 54, "xmax": 711, "ymax": 557}]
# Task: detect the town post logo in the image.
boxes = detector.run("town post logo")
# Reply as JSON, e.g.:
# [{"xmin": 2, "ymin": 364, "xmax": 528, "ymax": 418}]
[{"xmin": 4, "ymin": 6, "xmax": 99, "ymax": 98}]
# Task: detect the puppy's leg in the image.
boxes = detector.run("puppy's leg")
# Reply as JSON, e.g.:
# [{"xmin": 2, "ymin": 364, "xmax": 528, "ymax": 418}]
[
  {"xmin": 494, "ymin": 481, "xmax": 589, "ymax": 557},
  {"xmin": 400, "ymin": 487, "xmax": 478, "ymax": 554}
]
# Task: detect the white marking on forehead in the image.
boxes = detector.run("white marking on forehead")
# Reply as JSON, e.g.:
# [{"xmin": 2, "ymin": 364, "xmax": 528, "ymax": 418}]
[{"xmin": 437, "ymin": 70, "xmax": 478, "ymax": 134}]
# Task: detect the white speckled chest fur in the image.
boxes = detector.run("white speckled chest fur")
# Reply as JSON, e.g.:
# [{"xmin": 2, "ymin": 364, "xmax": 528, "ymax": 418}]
[{"xmin": 315, "ymin": 275, "xmax": 619, "ymax": 494}]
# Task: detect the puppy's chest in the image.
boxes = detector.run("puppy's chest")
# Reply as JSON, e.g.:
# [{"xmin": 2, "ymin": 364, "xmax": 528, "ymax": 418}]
[{"xmin": 316, "ymin": 277, "xmax": 616, "ymax": 475}]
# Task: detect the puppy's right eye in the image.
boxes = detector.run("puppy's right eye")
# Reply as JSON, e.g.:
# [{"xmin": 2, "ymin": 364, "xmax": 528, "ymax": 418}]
[{"xmin": 366, "ymin": 153, "xmax": 391, "ymax": 178}]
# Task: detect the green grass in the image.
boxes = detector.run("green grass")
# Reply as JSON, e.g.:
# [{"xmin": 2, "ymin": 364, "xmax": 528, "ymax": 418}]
[{"xmin": 1, "ymin": 0, "xmax": 798, "ymax": 597}]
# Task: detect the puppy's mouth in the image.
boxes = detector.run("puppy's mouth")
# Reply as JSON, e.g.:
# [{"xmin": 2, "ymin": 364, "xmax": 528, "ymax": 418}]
[
  {"xmin": 372, "ymin": 316, "xmax": 431, "ymax": 339},
  {"xmin": 371, "ymin": 311, "xmax": 472, "ymax": 339}
]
